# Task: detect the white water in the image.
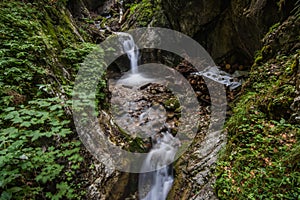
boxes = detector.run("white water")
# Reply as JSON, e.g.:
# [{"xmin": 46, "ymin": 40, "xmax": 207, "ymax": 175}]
[
  {"xmin": 138, "ymin": 132, "xmax": 180, "ymax": 200},
  {"xmin": 116, "ymin": 32, "xmax": 139, "ymax": 74},
  {"xmin": 116, "ymin": 33, "xmax": 178, "ymax": 199},
  {"xmin": 116, "ymin": 73, "xmax": 154, "ymax": 87}
]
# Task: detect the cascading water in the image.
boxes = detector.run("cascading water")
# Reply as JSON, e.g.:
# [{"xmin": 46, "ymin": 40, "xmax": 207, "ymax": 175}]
[
  {"xmin": 138, "ymin": 132, "xmax": 180, "ymax": 200},
  {"xmin": 116, "ymin": 32, "xmax": 139, "ymax": 74},
  {"xmin": 115, "ymin": 32, "xmax": 154, "ymax": 86},
  {"xmin": 114, "ymin": 32, "xmax": 243, "ymax": 200},
  {"xmin": 116, "ymin": 32, "xmax": 178, "ymax": 200}
]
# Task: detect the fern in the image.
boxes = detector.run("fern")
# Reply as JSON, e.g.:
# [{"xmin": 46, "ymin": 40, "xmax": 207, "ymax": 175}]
[{"xmin": 293, "ymin": 0, "xmax": 300, "ymax": 17}]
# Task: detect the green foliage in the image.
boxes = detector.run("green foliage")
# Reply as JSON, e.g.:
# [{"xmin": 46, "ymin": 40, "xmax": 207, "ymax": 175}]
[
  {"xmin": 0, "ymin": 1, "xmax": 105, "ymax": 199},
  {"xmin": 0, "ymin": 98, "xmax": 84, "ymax": 199},
  {"xmin": 59, "ymin": 43, "xmax": 100, "ymax": 71},
  {"xmin": 129, "ymin": 2, "xmax": 140, "ymax": 13},
  {"xmin": 127, "ymin": 0, "xmax": 158, "ymax": 27},
  {"xmin": 293, "ymin": 0, "xmax": 300, "ymax": 17},
  {"xmin": 215, "ymin": 50, "xmax": 300, "ymax": 199}
]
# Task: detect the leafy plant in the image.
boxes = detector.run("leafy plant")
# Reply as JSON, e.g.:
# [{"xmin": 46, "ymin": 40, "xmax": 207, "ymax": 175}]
[{"xmin": 0, "ymin": 1, "xmax": 106, "ymax": 199}]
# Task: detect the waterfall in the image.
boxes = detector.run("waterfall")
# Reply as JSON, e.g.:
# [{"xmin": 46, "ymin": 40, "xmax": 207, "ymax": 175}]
[
  {"xmin": 116, "ymin": 32, "xmax": 139, "ymax": 74},
  {"xmin": 115, "ymin": 32, "xmax": 178, "ymax": 199},
  {"xmin": 138, "ymin": 132, "xmax": 180, "ymax": 200}
]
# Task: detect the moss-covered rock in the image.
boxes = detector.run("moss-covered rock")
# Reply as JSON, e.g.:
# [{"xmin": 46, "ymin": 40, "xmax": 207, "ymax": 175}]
[{"xmin": 121, "ymin": 0, "xmax": 169, "ymax": 30}]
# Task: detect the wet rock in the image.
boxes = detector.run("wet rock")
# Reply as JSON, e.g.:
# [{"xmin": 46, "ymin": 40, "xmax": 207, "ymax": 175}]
[
  {"xmin": 81, "ymin": 155, "xmax": 122, "ymax": 200},
  {"xmin": 109, "ymin": 80, "xmax": 179, "ymax": 138},
  {"xmin": 168, "ymin": 130, "xmax": 227, "ymax": 200},
  {"xmin": 161, "ymin": 0, "xmax": 295, "ymax": 64},
  {"xmin": 162, "ymin": 0, "xmax": 222, "ymax": 36}
]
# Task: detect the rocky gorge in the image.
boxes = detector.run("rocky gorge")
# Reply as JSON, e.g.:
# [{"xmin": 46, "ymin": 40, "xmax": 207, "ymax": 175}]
[{"xmin": 0, "ymin": 0, "xmax": 299, "ymax": 200}]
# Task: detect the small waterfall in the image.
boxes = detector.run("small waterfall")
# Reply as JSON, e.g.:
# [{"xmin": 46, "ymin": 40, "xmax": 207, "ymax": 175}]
[
  {"xmin": 138, "ymin": 132, "xmax": 180, "ymax": 200},
  {"xmin": 116, "ymin": 32, "xmax": 139, "ymax": 74},
  {"xmin": 115, "ymin": 32, "xmax": 178, "ymax": 199}
]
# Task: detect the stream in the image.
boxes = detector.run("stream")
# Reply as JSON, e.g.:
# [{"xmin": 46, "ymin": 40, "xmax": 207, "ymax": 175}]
[
  {"xmin": 138, "ymin": 132, "xmax": 179, "ymax": 200},
  {"xmin": 113, "ymin": 32, "xmax": 178, "ymax": 200},
  {"xmin": 110, "ymin": 32, "xmax": 241, "ymax": 199}
]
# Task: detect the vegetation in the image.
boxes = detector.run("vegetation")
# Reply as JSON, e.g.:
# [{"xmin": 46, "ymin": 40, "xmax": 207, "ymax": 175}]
[
  {"xmin": 215, "ymin": 29, "xmax": 300, "ymax": 199},
  {"xmin": 0, "ymin": 1, "xmax": 104, "ymax": 199},
  {"xmin": 1, "ymin": 0, "xmax": 299, "ymax": 199},
  {"xmin": 128, "ymin": 0, "xmax": 155, "ymax": 27},
  {"xmin": 293, "ymin": 0, "xmax": 300, "ymax": 17},
  {"xmin": 121, "ymin": 0, "xmax": 165, "ymax": 30}
]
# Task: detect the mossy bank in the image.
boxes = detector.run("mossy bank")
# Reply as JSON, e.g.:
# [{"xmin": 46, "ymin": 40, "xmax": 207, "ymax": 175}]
[{"xmin": 215, "ymin": 15, "xmax": 300, "ymax": 199}]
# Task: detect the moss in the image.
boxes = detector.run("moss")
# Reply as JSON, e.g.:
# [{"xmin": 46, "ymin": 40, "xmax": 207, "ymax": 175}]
[
  {"xmin": 121, "ymin": 0, "xmax": 163, "ymax": 30},
  {"xmin": 254, "ymin": 45, "xmax": 273, "ymax": 66},
  {"xmin": 128, "ymin": 138, "xmax": 147, "ymax": 153},
  {"xmin": 167, "ymin": 159, "xmax": 191, "ymax": 200},
  {"xmin": 114, "ymin": 123, "xmax": 147, "ymax": 153},
  {"xmin": 215, "ymin": 36, "xmax": 300, "ymax": 200},
  {"xmin": 289, "ymin": 54, "xmax": 300, "ymax": 74},
  {"xmin": 254, "ymin": 55, "xmax": 263, "ymax": 65},
  {"xmin": 164, "ymin": 98, "xmax": 180, "ymax": 110},
  {"xmin": 261, "ymin": 45, "xmax": 272, "ymax": 58},
  {"xmin": 132, "ymin": 0, "xmax": 154, "ymax": 26},
  {"xmin": 267, "ymin": 22, "xmax": 280, "ymax": 35}
]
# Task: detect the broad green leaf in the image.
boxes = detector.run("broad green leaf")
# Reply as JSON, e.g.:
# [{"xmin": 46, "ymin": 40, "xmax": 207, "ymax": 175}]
[{"xmin": 20, "ymin": 121, "xmax": 31, "ymax": 127}]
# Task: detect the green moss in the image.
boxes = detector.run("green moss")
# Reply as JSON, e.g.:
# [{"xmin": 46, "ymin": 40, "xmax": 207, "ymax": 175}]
[
  {"xmin": 122, "ymin": 0, "xmax": 162, "ymax": 29},
  {"xmin": 164, "ymin": 98, "xmax": 180, "ymax": 110},
  {"xmin": 215, "ymin": 15, "xmax": 300, "ymax": 198},
  {"xmin": 254, "ymin": 55, "xmax": 263, "ymax": 65},
  {"xmin": 132, "ymin": 0, "xmax": 155, "ymax": 27},
  {"xmin": 128, "ymin": 138, "xmax": 147, "ymax": 153},
  {"xmin": 215, "ymin": 51, "xmax": 300, "ymax": 199},
  {"xmin": 254, "ymin": 45, "xmax": 273, "ymax": 66},
  {"xmin": 115, "ymin": 125, "xmax": 147, "ymax": 153},
  {"xmin": 267, "ymin": 22, "xmax": 280, "ymax": 34}
]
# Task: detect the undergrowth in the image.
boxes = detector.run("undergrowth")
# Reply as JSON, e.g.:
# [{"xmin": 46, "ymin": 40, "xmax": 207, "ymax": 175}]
[
  {"xmin": 215, "ymin": 45, "xmax": 300, "ymax": 199},
  {"xmin": 0, "ymin": 1, "xmax": 105, "ymax": 199}
]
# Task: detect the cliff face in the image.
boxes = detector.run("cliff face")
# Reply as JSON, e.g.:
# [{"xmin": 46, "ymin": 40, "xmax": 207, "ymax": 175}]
[
  {"xmin": 106, "ymin": 0, "xmax": 296, "ymax": 66},
  {"xmin": 66, "ymin": 0, "xmax": 297, "ymax": 65},
  {"xmin": 161, "ymin": 0, "xmax": 296, "ymax": 65}
]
